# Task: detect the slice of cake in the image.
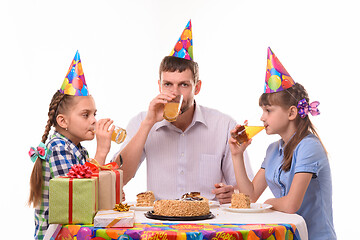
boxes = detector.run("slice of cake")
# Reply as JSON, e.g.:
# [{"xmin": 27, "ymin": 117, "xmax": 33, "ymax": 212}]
[
  {"xmin": 230, "ymin": 192, "xmax": 250, "ymax": 208},
  {"xmin": 153, "ymin": 193, "xmax": 210, "ymax": 217},
  {"xmin": 136, "ymin": 191, "xmax": 155, "ymax": 207}
]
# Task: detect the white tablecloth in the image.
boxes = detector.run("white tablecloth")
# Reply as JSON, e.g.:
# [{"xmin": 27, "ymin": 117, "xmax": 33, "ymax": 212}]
[{"xmin": 134, "ymin": 207, "xmax": 308, "ymax": 240}]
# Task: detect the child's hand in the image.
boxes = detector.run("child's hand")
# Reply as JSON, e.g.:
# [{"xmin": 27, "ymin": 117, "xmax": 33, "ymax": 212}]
[
  {"xmin": 94, "ymin": 118, "xmax": 115, "ymax": 164},
  {"xmin": 229, "ymin": 124, "xmax": 252, "ymax": 156}
]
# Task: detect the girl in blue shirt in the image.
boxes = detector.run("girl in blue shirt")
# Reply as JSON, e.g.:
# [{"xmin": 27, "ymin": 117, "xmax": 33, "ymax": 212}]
[{"xmin": 230, "ymin": 48, "xmax": 336, "ymax": 239}]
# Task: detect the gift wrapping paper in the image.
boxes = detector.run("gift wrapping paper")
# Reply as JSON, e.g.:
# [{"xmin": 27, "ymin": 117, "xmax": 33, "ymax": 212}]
[
  {"xmin": 94, "ymin": 210, "xmax": 135, "ymax": 228},
  {"xmin": 96, "ymin": 169, "xmax": 123, "ymax": 210},
  {"xmin": 49, "ymin": 177, "xmax": 98, "ymax": 224}
]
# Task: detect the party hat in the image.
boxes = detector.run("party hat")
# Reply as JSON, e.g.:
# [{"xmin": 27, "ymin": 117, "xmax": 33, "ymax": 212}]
[
  {"xmin": 264, "ymin": 47, "xmax": 295, "ymax": 93},
  {"xmin": 59, "ymin": 51, "xmax": 89, "ymax": 96},
  {"xmin": 169, "ymin": 20, "xmax": 193, "ymax": 60}
]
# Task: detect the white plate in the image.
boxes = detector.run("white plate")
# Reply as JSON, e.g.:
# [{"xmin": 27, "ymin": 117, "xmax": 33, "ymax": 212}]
[
  {"xmin": 220, "ymin": 203, "xmax": 272, "ymax": 213},
  {"xmin": 209, "ymin": 200, "xmax": 220, "ymax": 208},
  {"xmin": 125, "ymin": 202, "xmax": 154, "ymax": 211}
]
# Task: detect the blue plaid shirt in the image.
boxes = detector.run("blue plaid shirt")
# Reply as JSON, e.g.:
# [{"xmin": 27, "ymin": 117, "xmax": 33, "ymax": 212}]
[{"xmin": 34, "ymin": 131, "xmax": 89, "ymax": 239}]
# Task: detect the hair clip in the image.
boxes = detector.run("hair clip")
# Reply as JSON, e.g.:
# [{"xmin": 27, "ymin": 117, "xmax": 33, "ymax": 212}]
[
  {"xmin": 28, "ymin": 142, "xmax": 49, "ymax": 163},
  {"xmin": 297, "ymin": 98, "xmax": 320, "ymax": 118}
]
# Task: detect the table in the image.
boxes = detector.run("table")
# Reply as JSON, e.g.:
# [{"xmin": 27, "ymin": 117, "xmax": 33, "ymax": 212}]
[{"xmin": 45, "ymin": 207, "xmax": 308, "ymax": 240}]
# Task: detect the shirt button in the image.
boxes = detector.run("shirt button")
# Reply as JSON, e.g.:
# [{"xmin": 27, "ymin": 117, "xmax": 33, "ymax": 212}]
[
  {"xmin": 180, "ymin": 153, "xmax": 184, "ymax": 157},
  {"xmin": 180, "ymin": 170, "xmax": 184, "ymax": 175},
  {"xmin": 181, "ymin": 133, "xmax": 185, "ymax": 136}
]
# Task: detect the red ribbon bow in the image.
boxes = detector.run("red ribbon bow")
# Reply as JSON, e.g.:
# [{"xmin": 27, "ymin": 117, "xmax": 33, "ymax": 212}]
[{"xmin": 67, "ymin": 164, "xmax": 93, "ymax": 178}]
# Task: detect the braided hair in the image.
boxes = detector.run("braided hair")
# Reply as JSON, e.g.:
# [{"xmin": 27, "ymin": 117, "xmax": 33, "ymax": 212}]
[
  {"xmin": 259, "ymin": 83, "xmax": 325, "ymax": 171},
  {"xmin": 28, "ymin": 91, "xmax": 75, "ymax": 207}
]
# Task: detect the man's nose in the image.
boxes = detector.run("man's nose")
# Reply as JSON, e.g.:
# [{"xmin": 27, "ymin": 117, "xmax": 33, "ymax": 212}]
[{"xmin": 173, "ymin": 85, "xmax": 182, "ymax": 95}]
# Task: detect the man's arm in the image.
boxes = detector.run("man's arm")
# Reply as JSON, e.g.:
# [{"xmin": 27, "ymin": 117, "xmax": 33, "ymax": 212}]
[
  {"xmin": 115, "ymin": 120, "xmax": 153, "ymax": 184},
  {"xmin": 114, "ymin": 92, "xmax": 176, "ymax": 185}
]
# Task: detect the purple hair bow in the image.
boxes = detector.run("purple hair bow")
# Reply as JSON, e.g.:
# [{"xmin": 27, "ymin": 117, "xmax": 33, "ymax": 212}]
[{"xmin": 297, "ymin": 98, "xmax": 320, "ymax": 118}]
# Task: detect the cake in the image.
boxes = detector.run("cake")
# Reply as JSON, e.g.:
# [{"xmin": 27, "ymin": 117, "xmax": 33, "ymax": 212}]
[
  {"xmin": 230, "ymin": 192, "xmax": 250, "ymax": 208},
  {"xmin": 182, "ymin": 192, "xmax": 201, "ymax": 198},
  {"xmin": 153, "ymin": 192, "xmax": 210, "ymax": 217},
  {"xmin": 136, "ymin": 191, "xmax": 155, "ymax": 207}
]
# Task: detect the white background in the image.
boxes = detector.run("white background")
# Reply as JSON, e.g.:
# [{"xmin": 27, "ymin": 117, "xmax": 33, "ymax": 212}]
[{"xmin": 1, "ymin": 0, "xmax": 358, "ymax": 238}]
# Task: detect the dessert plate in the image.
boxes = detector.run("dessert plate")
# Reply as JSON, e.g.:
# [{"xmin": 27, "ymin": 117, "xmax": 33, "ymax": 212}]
[
  {"xmin": 209, "ymin": 200, "xmax": 220, "ymax": 208},
  {"xmin": 125, "ymin": 202, "xmax": 154, "ymax": 211},
  {"xmin": 145, "ymin": 211, "xmax": 215, "ymax": 221},
  {"xmin": 220, "ymin": 203, "xmax": 272, "ymax": 213}
]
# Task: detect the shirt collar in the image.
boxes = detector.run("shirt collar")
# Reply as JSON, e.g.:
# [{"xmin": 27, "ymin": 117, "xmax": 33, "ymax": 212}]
[
  {"xmin": 278, "ymin": 132, "xmax": 296, "ymax": 156},
  {"xmin": 154, "ymin": 101, "xmax": 208, "ymax": 132},
  {"xmin": 50, "ymin": 131, "xmax": 89, "ymax": 161}
]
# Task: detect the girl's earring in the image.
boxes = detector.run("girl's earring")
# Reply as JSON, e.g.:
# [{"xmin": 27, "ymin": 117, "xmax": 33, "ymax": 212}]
[{"xmin": 66, "ymin": 128, "xmax": 68, "ymax": 131}]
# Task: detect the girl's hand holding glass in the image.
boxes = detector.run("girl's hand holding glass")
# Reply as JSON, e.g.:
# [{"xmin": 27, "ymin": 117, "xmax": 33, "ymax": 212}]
[
  {"xmin": 94, "ymin": 119, "xmax": 115, "ymax": 163},
  {"xmin": 229, "ymin": 124, "xmax": 252, "ymax": 156}
]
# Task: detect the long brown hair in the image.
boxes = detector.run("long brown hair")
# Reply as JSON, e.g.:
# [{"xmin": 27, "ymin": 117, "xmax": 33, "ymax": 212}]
[
  {"xmin": 28, "ymin": 91, "xmax": 75, "ymax": 207},
  {"xmin": 259, "ymin": 83, "xmax": 325, "ymax": 171}
]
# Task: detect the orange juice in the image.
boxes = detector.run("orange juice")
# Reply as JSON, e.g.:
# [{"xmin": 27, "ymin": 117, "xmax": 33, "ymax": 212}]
[
  {"xmin": 163, "ymin": 95, "xmax": 183, "ymax": 122},
  {"xmin": 163, "ymin": 102, "xmax": 181, "ymax": 122},
  {"xmin": 232, "ymin": 126, "xmax": 264, "ymax": 145},
  {"xmin": 111, "ymin": 127, "xmax": 127, "ymax": 144}
]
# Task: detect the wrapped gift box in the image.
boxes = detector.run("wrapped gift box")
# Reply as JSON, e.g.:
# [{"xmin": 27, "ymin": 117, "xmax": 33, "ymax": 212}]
[
  {"xmin": 49, "ymin": 177, "xmax": 98, "ymax": 224},
  {"xmin": 43, "ymin": 224, "xmax": 61, "ymax": 240},
  {"xmin": 94, "ymin": 210, "xmax": 135, "ymax": 228},
  {"xmin": 97, "ymin": 169, "xmax": 123, "ymax": 210}
]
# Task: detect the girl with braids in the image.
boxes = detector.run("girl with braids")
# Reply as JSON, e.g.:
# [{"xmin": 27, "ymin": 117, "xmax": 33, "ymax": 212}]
[
  {"xmin": 230, "ymin": 48, "xmax": 336, "ymax": 239},
  {"xmin": 28, "ymin": 51, "xmax": 114, "ymax": 239}
]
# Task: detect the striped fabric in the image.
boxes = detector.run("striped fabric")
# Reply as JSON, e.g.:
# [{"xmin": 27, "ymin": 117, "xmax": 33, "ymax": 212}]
[
  {"xmin": 34, "ymin": 131, "xmax": 88, "ymax": 239},
  {"xmin": 113, "ymin": 104, "xmax": 253, "ymax": 200}
]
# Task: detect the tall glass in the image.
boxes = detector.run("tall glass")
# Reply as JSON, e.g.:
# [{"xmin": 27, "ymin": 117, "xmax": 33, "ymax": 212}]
[
  {"xmin": 93, "ymin": 126, "xmax": 127, "ymax": 144},
  {"xmin": 111, "ymin": 126, "xmax": 127, "ymax": 144},
  {"xmin": 163, "ymin": 95, "xmax": 183, "ymax": 122}
]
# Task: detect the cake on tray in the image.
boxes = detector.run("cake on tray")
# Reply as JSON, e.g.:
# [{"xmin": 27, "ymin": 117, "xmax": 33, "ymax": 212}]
[
  {"xmin": 230, "ymin": 192, "xmax": 250, "ymax": 208},
  {"xmin": 136, "ymin": 191, "xmax": 155, "ymax": 207},
  {"xmin": 153, "ymin": 192, "xmax": 210, "ymax": 217}
]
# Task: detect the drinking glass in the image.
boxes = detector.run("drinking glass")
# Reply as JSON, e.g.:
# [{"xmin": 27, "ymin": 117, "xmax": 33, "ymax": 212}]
[
  {"xmin": 163, "ymin": 95, "xmax": 183, "ymax": 122},
  {"xmin": 231, "ymin": 125, "xmax": 264, "ymax": 145}
]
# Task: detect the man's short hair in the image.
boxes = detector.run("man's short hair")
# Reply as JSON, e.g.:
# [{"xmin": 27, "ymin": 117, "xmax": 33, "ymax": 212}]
[{"xmin": 159, "ymin": 56, "xmax": 199, "ymax": 84}]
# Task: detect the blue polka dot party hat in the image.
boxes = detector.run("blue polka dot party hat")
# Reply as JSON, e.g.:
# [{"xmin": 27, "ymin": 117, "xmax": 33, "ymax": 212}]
[
  {"xmin": 264, "ymin": 47, "xmax": 295, "ymax": 93},
  {"xmin": 59, "ymin": 50, "xmax": 89, "ymax": 96},
  {"xmin": 169, "ymin": 20, "xmax": 193, "ymax": 60}
]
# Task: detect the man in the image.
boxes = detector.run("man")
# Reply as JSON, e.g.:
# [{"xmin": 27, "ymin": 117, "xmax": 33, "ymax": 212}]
[{"xmin": 113, "ymin": 20, "xmax": 252, "ymax": 203}]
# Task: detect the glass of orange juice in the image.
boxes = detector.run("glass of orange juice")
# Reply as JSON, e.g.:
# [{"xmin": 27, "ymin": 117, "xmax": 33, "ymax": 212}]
[
  {"xmin": 93, "ymin": 126, "xmax": 127, "ymax": 144},
  {"xmin": 163, "ymin": 95, "xmax": 183, "ymax": 122},
  {"xmin": 231, "ymin": 124, "xmax": 264, "ymax": 145},
  {"xmin": 111, "ymin": 126, "xmax": 127, "ymax": 144}
]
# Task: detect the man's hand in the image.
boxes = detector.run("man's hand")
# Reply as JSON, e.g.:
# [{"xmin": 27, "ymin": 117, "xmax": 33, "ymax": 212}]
[
  {"xmin": 211, "ymin": 183, "xmax": 234, "ymax": 204},
  {"xmin": 144, "ymin": 92, "xmax": 176, "ymax": 125}
]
